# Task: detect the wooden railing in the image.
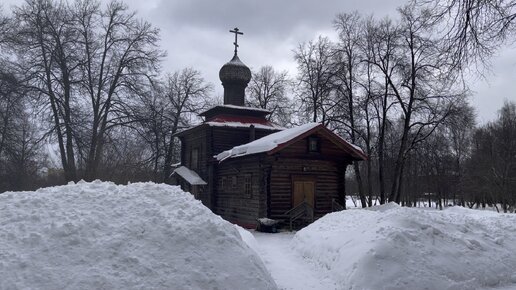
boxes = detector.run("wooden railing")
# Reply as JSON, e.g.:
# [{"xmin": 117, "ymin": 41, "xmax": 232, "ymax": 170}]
[
  {"xmin": 332, "ymin": 198, "xmax": 345, "ymax": 212},
  {"xmin": 284, "ymin": 202, "xmax": 314, "ymax": 231}
]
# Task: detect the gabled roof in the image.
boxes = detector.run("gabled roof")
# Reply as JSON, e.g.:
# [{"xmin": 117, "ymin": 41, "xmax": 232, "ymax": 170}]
[
  {"xmin": 216, "ymin": 123, "xmax": 367, "ymax": 162},
  {"xmin": 172, "ymin": 166, "xmax": 207, "ymax": 185}
]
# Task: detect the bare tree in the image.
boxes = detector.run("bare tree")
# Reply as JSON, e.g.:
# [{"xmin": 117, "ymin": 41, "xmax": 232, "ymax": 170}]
[
  {"xmin": 0, "ymin": 5, "xmax": 12, "ymax": 46},
  {"xmin": 444, "ymin": 100, "xmax": 476, "ymax": 206},
  {"xmin": 4, "ymin": 112, "xmax": 43, "ymax": 190},
  {"xmin": 10, "ymin": 0, "xmax": 164, "ymax": 181},
  {"xmin": 0, "ymin": 65, "xmax": 44, "ymax": 191},
  {"xmin": 0, "ymin": 71, "xmax": 21, "ymax": 159},
  {"xmin": 332, "ymin": 12, "xmax": 368, "ymax": 207},
  {"xmin": 464, "ymin": 102, "xmax": 516, "ymax": 212},
  {"xmin": 384, "ymin": 5, "xmax": 463, "ymax": 203},
  {"xmin": 363, "ymin": 17, "xmax": 401, "ymax": 204},
  {"xmin": 246, "ymin": 65, "xmax": 293, "ymax": 126},
  {"xmin": 415, "ymin": 0, "xmax": 516, "ymax": 67},
  {"xmin": 12, "ymin": 0, "xmax": 80, "ymax": 181},
  {"xmin": 137, "ymin": 68, "xmax": 212, "ymax": 182},
  {"xmin": 74, "ymin": 0, "xmax": 164, "ymax": 180},
  {"xmin": 294, "ymin": 36, "xmax": 335, "ymax": 123}
]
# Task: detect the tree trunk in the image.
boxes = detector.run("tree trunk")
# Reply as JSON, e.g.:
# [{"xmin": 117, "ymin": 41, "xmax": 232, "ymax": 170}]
[{"xmin": 354, "ymin": 162, "xmax": 367, "ymax": 208}]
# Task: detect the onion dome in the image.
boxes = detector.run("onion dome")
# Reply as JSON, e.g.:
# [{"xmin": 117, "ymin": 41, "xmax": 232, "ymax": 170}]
[
  {"xmin": 219, "ymin": 54, "xmax": 251, "ymax": 106},
  {"xmin": 219, "ymin": 54, "xmax": 252, "ymax": 84}
]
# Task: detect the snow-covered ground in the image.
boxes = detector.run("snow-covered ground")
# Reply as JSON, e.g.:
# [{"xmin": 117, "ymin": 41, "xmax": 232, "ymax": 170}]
[
  {"xmin": 2, "ymin": 181, "xmax": 516, "ymax": 290},
  {"xmin": 252, "ymin": 231, "xmax": 337, "ymax": 290},
  {"xmin": 246, "ymin": 203, "xmax": 516, "ymax": 290},
  {"xmin": 0, "ymin": 181, "xmax": 276, "ymax": 290}
]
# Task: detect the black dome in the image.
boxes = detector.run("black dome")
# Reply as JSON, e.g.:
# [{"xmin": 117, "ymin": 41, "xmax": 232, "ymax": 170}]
[{"xmin": 219, "ymin": 54, "xmax": 252, "ymax": 84}]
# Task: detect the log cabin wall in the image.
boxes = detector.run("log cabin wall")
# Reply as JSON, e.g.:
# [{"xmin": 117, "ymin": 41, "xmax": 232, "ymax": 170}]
[
  {"xmin": 215, "ymin": 155, "xmax": 264, "ymax": 227},
  {"xmin": 178, "ymin": 124, "xmax": 279, "ymax": 211},
  {"xmin": 178, "ymin": 126, "xmax": 212, "ymax": 207},
  {"xmin": 209, "ymin": 126, "xmax": 277, "ymax": 214},
  {"xmin": 267, "ymin": 157, "xmax": 347, "ymax": 219},
  {"xmin": 266, "ymin": 133, "xmax": 352, "ymax": 219}
]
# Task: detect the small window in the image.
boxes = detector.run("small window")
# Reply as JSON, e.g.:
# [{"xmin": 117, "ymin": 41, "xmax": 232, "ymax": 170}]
[
  {"xmin": 244, "ymin": 175, "xmax": 252, "ymax": 198},
  {"xmin": 308, "ymin": 137, "xmax": 319, "ymax": 152},
  {"xmin": 221, "ymin": 177, "xmax": 226, "ymax": 191},
  {"xmin": 191, "ymin": 148, "xmax": 199, "ymax": 169},
  {"xmin": 231, "ymin": 176, "xmax": 238, "ymax": 190}
]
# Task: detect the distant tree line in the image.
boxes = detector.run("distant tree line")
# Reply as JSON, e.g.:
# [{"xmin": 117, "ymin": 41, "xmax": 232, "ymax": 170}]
[{"xmin": 0, "ymin": 0, "xmax": 515, "ymax": 212}]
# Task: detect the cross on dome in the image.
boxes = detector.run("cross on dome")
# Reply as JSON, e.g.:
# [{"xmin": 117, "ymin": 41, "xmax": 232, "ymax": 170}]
[{"xmin": 229, "ymin": 27, "xmax": 243, "ymax": 56}]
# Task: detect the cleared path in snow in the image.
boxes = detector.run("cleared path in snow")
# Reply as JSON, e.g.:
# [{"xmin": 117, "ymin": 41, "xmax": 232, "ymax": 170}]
[{"xmin": 252, "ymin": 231, "xmax": 337, "ymax": 290}]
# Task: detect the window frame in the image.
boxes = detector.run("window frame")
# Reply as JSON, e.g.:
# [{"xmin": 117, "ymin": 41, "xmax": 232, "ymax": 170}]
[
  {"xmin": 191, "ymin": 147, "xmax": 199, "ymax": 170},
  {"xmin": 231, "ymin": 176, "xmax": 238, "ymax": 190},
  {"xmin": 308, "ymin": 136, "xmax": 320, "ymax": 153},
  {"xmin": 244, "ymin": 174, "xmax": 252, "ymax": 198}
]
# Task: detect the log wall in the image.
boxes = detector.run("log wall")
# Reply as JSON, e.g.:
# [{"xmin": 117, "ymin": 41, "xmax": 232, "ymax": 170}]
[
  {"xmin": 215, "ymin": 155, "xmax": 264, "ymax": 227},
  {"xmin": 267, "ymin": 157, "xmax": 347, "ymax": 219},
  {"xmin": 266, "ymin": 133, "xmax": 352, "ymax": 219}
]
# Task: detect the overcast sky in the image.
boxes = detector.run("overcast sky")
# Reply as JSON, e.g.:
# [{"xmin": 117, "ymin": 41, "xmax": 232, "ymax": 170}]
[{"xmin": 3, "ymin": 0, "xmax": 516, "ymax": 123}]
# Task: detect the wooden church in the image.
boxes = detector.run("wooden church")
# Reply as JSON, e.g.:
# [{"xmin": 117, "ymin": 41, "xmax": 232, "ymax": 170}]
[{"xmin": 172, "ymin": 28, "xmax": 366, "ymax": 228}]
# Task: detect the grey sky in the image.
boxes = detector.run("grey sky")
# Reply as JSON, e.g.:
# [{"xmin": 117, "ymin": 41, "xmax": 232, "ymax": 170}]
[{"xmin": 3, "ymin": 0, "xmax": 515, "ymax": 123}]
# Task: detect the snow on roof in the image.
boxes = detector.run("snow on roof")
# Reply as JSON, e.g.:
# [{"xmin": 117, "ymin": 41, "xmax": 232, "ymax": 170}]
[
  {"xmin": 216, "ymin": 123, "xmax": 320, "ymax": 161},
  {"xmin": 206, "ymin": 121, "xmax": 283, "ymax": 130},
  {"xmin": 216, "ymin": 104, "xmax": 271, "ymax": 113},
  {"xmin": 172, "ymin": 166, "xmax": 207, "ymax": 185},
  {"xmin": 223, "ymin": 55, "xmax": 248, "ymax": 67},
  {"xmin": 174, "ymin": 121, "xmax": 282, "ymax": 137},
  {"xmin": 199, "ymin": 104, "xmax": 271, "ymax": 117}
]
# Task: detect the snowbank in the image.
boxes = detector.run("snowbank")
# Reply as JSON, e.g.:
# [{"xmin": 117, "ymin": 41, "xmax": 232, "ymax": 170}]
[
  {"xmin": 235, "ymin": 225, "xmax": 260, "ymax": 254},
  {"xmin": 0, "ymin": 181, "xmax": 277, "ymax": 290},
  {"xmin": 293, "ymin": 203, "xmax": 516, "ymax": 290}
]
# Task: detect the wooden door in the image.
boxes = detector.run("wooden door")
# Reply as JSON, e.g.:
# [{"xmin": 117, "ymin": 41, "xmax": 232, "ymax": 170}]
[{"xmin": 292, "ymin": 180, "xmax": 315, "ymax": 208}]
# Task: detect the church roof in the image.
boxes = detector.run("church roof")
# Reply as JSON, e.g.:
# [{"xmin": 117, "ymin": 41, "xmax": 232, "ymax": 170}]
[
  {"xmin": 199, "ymin": 105, "xmax": 270, "ymax": 119},
  {"xmin": 206, "ymin": 116, "xmax": 284, "ymax": 130},
  {"xmin": 174, "ymin": 118, "xmax": 282, "ymax": 137},
  {"xmin": 175, "ymin": 104, "xmax": 281, "ymax": 137},
  {"xmin": 216, "ymin": 123, "xmax": 367, "ymax": 162}
]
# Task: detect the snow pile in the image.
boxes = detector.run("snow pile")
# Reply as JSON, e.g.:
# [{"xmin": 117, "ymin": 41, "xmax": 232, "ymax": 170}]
[
  {"xmin": 0, "ymin": 181, "xmax": 277, "ymax": 290},
  {"xmin": 293, "ymin": 203, "xmax": 516, "ymax": 290},
  {"xmin": 236, "ymin": 225, "xmax": 260, "ymax": 254}
]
